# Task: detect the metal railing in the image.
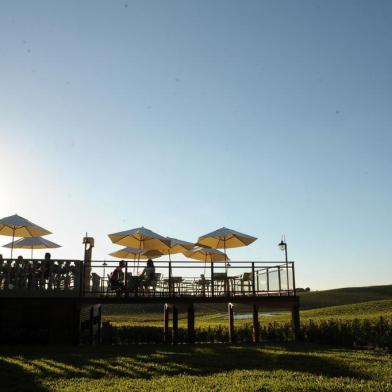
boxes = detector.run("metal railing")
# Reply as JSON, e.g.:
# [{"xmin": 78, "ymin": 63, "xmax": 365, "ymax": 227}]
[{"xmin": 0, "ymin": 258, "xmax": 296, "ymax": 298}]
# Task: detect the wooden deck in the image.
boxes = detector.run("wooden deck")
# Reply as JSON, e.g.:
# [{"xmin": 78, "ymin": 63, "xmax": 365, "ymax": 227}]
[{"xmin": 0, "ymin": 258, "xmax": 300, "ymax": 344}]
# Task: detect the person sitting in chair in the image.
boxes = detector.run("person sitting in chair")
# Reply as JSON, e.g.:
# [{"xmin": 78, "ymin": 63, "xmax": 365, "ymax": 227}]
[
  {"xmin": 109, "ymin": 260, "xmax": 125, "ymax": 296},
  {"xmin": 139, "ymin": 259, "xmax": 156, "ymax": 292}
]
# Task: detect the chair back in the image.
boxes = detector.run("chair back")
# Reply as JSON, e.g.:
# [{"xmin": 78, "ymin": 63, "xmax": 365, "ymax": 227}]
[
  {"xmin": 213, "ymin": 272, "xmax": 227, "ymax": 280},
  {"xmin": 242, "ymin": 272, "xmax": 253, "ymax": 281},
  {"xmin": 153, "ymin": 273, "xmax": 161, "ymax": 281}
]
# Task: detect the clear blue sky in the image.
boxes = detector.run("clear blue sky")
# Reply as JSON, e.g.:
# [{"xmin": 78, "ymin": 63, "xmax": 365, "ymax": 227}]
[{"xmin": 0, "ymin": 0, "xmax": 391, "ymax": 289}]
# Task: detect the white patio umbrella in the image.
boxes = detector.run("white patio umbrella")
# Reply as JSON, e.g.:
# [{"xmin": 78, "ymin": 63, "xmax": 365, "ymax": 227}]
[
  {"xmin": 198, "ymin": 227, "xmax": 257, "ymax": 269},
  {"xmin": 3, "ymin": 236, "xmax": 60, "ymax": 259},
  {"xmin": 0, "ymin": 214, "xmax": 52, "ymax": 258},
  {"xmin": 159, "ymin": 237, "xmax": 195, "ymax": 261},
  {"xmin": 109, "ymin": 247, "xmax": 163, "ymax": 260},
  {"xmin": 108, "ymin": 226, "xmax": 171, "ymax": 273},
  {"xmin": 183, "ymin": 245, "xmax": 228, "ymax": 275}
]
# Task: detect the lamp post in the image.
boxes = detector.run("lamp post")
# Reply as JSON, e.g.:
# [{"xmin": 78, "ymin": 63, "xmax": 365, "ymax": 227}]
[{"xmin": 278, "ymin": 237, "xmax": 290, "ymax": 294}]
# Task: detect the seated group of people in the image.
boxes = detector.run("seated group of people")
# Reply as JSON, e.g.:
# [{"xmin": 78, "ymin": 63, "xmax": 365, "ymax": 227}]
[
  {"xmin": 108, "ymin": 259, "xmax": 157, "ymax": 296},
  {"xmin": 0, "ymin": 253, "xmax": 77, "ymax": 290}
]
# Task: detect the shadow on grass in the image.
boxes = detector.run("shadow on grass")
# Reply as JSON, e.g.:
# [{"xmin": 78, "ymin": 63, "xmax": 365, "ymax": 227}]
[{"xmin": 0, "ymin": 343, "xmax": 374, "ymax": 391}]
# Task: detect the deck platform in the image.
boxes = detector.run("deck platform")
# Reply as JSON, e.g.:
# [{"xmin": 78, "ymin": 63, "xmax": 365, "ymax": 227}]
[{"xmin": 0, "ymin": 257, "xmax": 300, "ymax": 344}]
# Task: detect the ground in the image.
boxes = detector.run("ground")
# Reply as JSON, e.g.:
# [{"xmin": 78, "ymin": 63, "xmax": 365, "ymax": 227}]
[{"xmin": 1, "ymin": 343, "xmax": 391, "ymax": 391}]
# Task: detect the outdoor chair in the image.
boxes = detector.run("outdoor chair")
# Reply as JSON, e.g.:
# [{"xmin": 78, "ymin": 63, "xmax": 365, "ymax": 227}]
[
  {"xmin": 142, "ymin": 272, "xmax": 162, "ymax": 295},
  {"xmin": 241, "ymin": 272, "xmax": 253, "ymax": 294},
  {"xmin": 212, "ymin": 272, "xmax": 229, "ymax": 295},
  {"xmin": 91, "ymin": 273, "xmax": 101, "ymax": 293},
  {"xmin": 196, "ymin": 274, "xmax": 210, "ymax": 296}
]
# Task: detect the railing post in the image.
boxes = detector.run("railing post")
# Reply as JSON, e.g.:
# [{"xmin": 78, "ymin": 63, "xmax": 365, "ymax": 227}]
[
  {"xmin": 211, "ymin": 262, "xmax": 214, "ymax": 297},
  {"xmin": 266, "ymin": 267, "xmax": 270, "ymax": 296},
  {"xmin": 251, "ymin": 262, "xmax": 256, "ymax": 296},
  {"xmin": 292, "ymin": 262, "xmax": 296, "ymax": 296},
  {"xmin": 278, "ymin": 266, "xmax": 282, "ymax": 296},
  {"xmin": 169, "ymin": 261, "xmax": 172, "ymax": 296}
]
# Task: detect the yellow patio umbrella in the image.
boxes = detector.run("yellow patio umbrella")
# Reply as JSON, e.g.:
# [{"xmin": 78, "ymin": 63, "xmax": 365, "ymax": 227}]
[
  {"xmin": 109, "ymin": 247, "xmax": 163, "ymax": 260},
  {"xmin": 0, "ymin": 214, "xmax": 52, "ymax": 258},
  {"xmin": 108, "ymin": 226, "xmax": 171, "ymax": 273},
  {"xmin": 159, "ymin": 237, "xmax": 195, "ymax": 261},
  {"xmin": 183, "ymin": 245, "xmax": 228, "ymax": 275},
  {"xmin": 3, "ymin": 236, "xmax": 60, "ymax": 259},
  {"xmin": 198, "ymin": 227, "xmax": 257, "ymax": 269}
]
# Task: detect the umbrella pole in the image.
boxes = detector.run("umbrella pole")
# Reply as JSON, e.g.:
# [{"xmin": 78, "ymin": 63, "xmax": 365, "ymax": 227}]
[
  {"xmin": 224, "ymin": 239, "xmax": 227, "ymax": 273},
  {"xmin": 10, "ymin": 227, "xmax": 15, "ymax": 259},
  {"xmin": 137, "ymin": 238, "xmax": 142, "ymax": 274},
  {"xmin": 31, "ymin": 246, "xmax": 33, "ymax": 260}
]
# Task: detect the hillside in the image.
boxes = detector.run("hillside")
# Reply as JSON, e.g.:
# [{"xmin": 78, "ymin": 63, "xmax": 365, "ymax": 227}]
[
  {"xmin": 102, "ymin": 284, "xmax": 392, "ymax": 316},
  {"xmin": 299, "ymin": 284, "xmax": 392, "ymax": 309}
]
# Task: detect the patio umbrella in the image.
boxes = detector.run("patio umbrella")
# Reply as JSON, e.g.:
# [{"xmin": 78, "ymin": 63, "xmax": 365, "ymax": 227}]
[
  {"xmin": 183, "ymin": 246, "xmax": 228, "ymax": 275},
  {"xmin": 3, "ymin": 236, "xmax": 60, "ymax": 259},
  {"xmin": 0, "ymin": 214, "xmax": 52, "ymax": 258},
  {"xmin": 198, "ymin": 227, "xmax": 257, "ymax": 269},
  {"xmin": 109, "ymin": 247, "xmax": 163, "ymax": 260},
  {"xmin": 108, "ymin": 227, "xmax": 171, "ymax": 273},
  {"xmin": 160, "ymin": 237, "xmax": 195, "ymax": 261}
]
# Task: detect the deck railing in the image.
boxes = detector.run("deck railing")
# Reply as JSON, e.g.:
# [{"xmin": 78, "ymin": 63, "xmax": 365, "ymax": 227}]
[{"xmin": 0, "ymin": 258, "xmax": 296, "ymax": 298}]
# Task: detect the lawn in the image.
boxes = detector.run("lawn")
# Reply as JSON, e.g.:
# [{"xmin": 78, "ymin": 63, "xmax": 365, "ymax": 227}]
[
  {"xmin": 1, "ymin": 343, "xmax": 392, "ymax": 391},
  {"xmin": 103, "ymin": 299, "xmax": 392, "ymax": 328}
]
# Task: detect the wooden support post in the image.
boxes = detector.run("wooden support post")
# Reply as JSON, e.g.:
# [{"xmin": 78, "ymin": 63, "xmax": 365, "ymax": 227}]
[
  {"xmin": 89, "ymin": 306, "xmax": 94, "ymax": 345},
  {"xmin": 291, "ymin": 305, "xmax": 301, "ymax": 341},
  {"xmin": 172, "ymin": 305, "xmax": 178, "ymax": 344},
  {"xmin": 97, "ymin": 305, "xmax": 102, "ymax": 344},
  {"xmin": 187, "ymin": 303, "xmax": 195, "ymax": 344},
  {"xmin": 163, "ymin": 303, "xmax": 170, "ymax": 343},
  {"xmin": 252, "ymin": 304, "xmax": 260, "ymax": 344},
  {"xmin": 228, "ymin": 303, "xmax": 235, "ymax": 343}
]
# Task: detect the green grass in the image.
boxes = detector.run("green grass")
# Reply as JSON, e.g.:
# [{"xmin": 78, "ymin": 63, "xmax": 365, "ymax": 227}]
[
  {"xmin": 1, "ymin": 343, "xmax": 392, "ymax": 391},
  {"xmin": 103, "ymin": 299, "xmax": 392, "ymax": 328},
  {"xmin": 299, "ymin": 284, "xmax": 392, "ymax": 309}
]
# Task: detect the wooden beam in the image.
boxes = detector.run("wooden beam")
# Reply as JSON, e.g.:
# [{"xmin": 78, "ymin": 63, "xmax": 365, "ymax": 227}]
[
  {"xmin": 187, "ymin": 303, "xmax": 195, "ymax": 344},
  {"xmin": 172, "ymin": 305, "xmax": 178, "ymax": 344},
  {"xmin": 163, "ymin": 303, "xmax": 170, "ymax": 343},
  {"xmin": 228, "ymin": 303, "xmax": 234, "ymax": 343},
  {"xmin": 291, "ymin": 304, "xmax": 300, "ymax": 341},
  {"xmin": 252, "ymin": 304, "xmax": 259, "ymax": 344}
]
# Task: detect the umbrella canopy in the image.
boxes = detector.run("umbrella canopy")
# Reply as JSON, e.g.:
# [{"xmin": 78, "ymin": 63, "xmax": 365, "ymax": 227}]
[
  {"xmin": 110, "ymin": 247, "xmax": 163, "ymax": 260},
  {"xmin": 3, "ymin": 236, "xmax": 60, "ymax": 259},
  {"xmin": 0, "ymin": 214, "xmax": 52, "ymax": 258},
  {"xmin": 108, "ymin": 227, "xmax": 171, "ymax": 251},
  {"xmin": 3, "ymin": 236, "xmax": 60, "ymax": 250},
  {"xmin": 0, "ymin": 214, "xmax": 51, "ymax": 238},
  {"xmin": 183, "ymin": 246, "xmax": 228, "ymax": 262},
  {"xmin": 198, "ymin": 227, "xmax": 257, "ymax": 250},
  {"xmin": 160, "ymin": 237, "xmax": 195, "ymax": 256}
]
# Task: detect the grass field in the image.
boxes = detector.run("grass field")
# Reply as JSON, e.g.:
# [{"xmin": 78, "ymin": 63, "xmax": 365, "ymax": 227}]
[
  {"xmin": 1, "ymin": 343, "xmax": 392, "ymax": 391},
  {"xmin": 3, "ymin": 285, "xmax": 392, "ymax": 391},
  {"xmin": 103, "ymin": 299, "xmax": 392, "ymax": 328}
]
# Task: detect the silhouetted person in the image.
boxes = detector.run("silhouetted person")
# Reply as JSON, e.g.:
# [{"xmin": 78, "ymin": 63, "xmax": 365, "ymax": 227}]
[
  {"xmin": 139, "ymin": 259, "xmax": 156, "ymax": 292},
  {"xmin": 109, "ymin": 260, "xmax": 125, "ymax": 296}
]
